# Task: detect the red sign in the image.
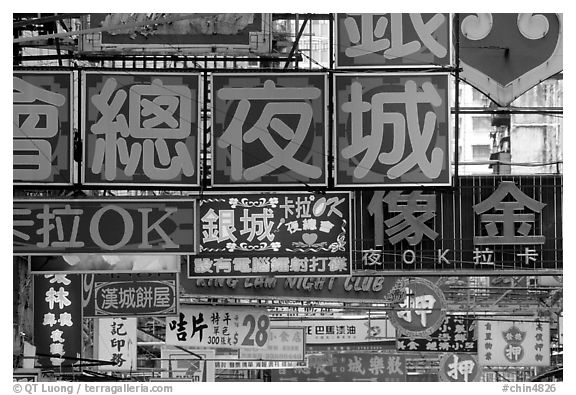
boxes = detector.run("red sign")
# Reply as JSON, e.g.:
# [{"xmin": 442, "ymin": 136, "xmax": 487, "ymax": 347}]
[{"xmin": 458, "ymin": 13, "xmax": 563, "ymax": 106}]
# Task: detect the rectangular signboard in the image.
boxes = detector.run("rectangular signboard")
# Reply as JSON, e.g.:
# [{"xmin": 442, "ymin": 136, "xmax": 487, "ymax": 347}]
[
  {"xmin": 81, "ymin": 71, "xmax": 201, "ymax": 187},
  {"xmin": 96, "ymin": 317, "xmax": 137, "ymax": 372},
  {"xmin": 211, "ymin": 73, "xmax": 328, "ymax": 186},
  {"xmin": 214, "ymin": 360, "xmax": 306, "ymax": 370},
  {"xmin": 181, "ymin": 273, "xmax": 405, "ymax": 304},
  {"xmin": 29, "ymin": 255, "xmax": 180, "ymax": 274},
  {"xmin": 13, "ymin": 71, "xmax": 74, "ymax": 185},
  {"xmin": 355, "ymin": 175, "xmax": 562, "ymax": 273},
  {"xmin": 396, "ymin": 315, "xmax": 477, "ymax": 352},
  {"xmin": 33, "ymin": 274, "xmax": 82, "ymax": 369},
  {"xmin": 335, "ymin": 13, "xmax": 451, "ymax": 68},
  {"xmin": 82, "ymin": 272, "xmax": 178, "ymax": 317},
  {"xmin": 191, "ymin": 192, "xmax": 351, "ymax": 277},
  {"xmin": 477, "ymin": 319, "xmax": 550, "ymax": 367},
  {"xmin": 81, "ymin": 14, "xmax": 272, "ymax": 55},
  {"xmin": 334, "ymin": 73, "xmax": 451, "ymax": 186},
  {"xmin": 239, "ymin": 327, "xmax": 305, "ymax": 361},
  {"xmin": 160, "ymin": 348, "xmax": 215, "ymax": 381},
  {"xmin": 273, "ymin": 318, "xmax": 396, "ymax": 344},
  {"xmin": 272, "ymin": 352, "xmax": 406, "ymax": 382},
  {"xmin": 166, "ymin": 306, "xmax": 271, "ymax": 349},
  {"xmin": 13, "ymin": 199, "xmax": 196, "ymax": 255}
]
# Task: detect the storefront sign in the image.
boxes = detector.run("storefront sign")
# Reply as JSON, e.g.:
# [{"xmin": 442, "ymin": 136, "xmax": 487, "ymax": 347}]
[
  {"xmin": 356, "ymin": 175, "xmax": 562, "ymax": 273},
  {"xmin": 387, "ymin": 277, "xmax": 447, "ymax": 338},
  {"xmin": 214, "ymin": 360, "xmax": 306, "ymax": 370},
  {"xmin": 33, "ymin": 274, "xmax": 82, "ymax": 369},
  {"xmin": 272, "ymin": 352, "xmax": 406, "ymax": 382},
  {"xmin": 181, "ymin": 274, "xmax": 405, "ymax": 304},
  {"xmin": 166, "ymin": 306, "xmax": 271, "ymax": 349},
  {"xmin": 334, "ymin": 73, "xmax": 450, "ymax": 186},
  {"xmin": 14, "ymin": 71, "xmax": 73, "ymax": 185},
  {"xmin": 160, "ymin": 348, "xmax": 215, "ymax": 381},
  {"xmin": 397, "ymin": 315, "xmax": 477, "ymax": 352},
  {"xmin": 438, "ymin": 353, "xmax": 481, "ymax": 382},
  {"xmin": 96, "ymin": 317, "xmax": 137, "ymax": 372},
  {"xmin": 335, "ymin": 14, "xmax": 451, "ymax": 68},
  {"xmin": 458, "ymin": 13, "xmax": 562, "ymax": 106},
  {"xmin": 191, "ymin": 192, "xmax": 351, "ymax": 277},
  {"xmin": 13, "ymin": 199, "xmax": 196, "ymax": 254},
  {"xmin": 82, "ymin": 72, "xmax": 201, "ymax": 187},
  {"xmin": 477, "ymin": 319, "xmax": 550, "ymax": 366},
  {"xmin": 211, "ymin": 74, "xmax": 328, "ymax": 186},
  {"xmin": 274, "ymin": 318, "xmax": 395, "ymax": 344},
  {"xmin": 239, "ymin": 327, "xmax": 305, "ymax": 361},
  {"xmin": 82, "ymin": 272, "xmax": 178, "ymax": 317},
  {"xmin": 30, "ymin": 255, "xmax": 180, "ymax": 274}
]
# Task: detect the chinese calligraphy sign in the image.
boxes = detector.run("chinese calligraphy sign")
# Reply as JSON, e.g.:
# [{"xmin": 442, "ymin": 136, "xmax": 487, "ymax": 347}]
[
  {"xmin": 334, "ymin": 73, "xmax": 450, "ymax": 186},
  {"xmin": 355, "ymin": 175, "xmax": 562, "ymax": 272},
  {"xmin": 387, "ymin": 277, "xmax": 447, "ymax": 338},
  {"xmin": 212, "ymin": 73, "xmax": 328, "ymax": 186},
  {"xmin": 82, "ymin": 72, "xmax": 200, "ymax": 186},
  {"xmin": 165, "ymin": 306, "xmax": 271, "ymax": 349},
  {"xmin": 33, "ymin": 274, "xmax": 82, "ymax": 369},
  {"xmin": 438, "ymin": 353, "xmax": 481, "ymax": 382},
  {"xmin": 335, "ymin": 14, "xmax": 451, "ymax": 68},
  {"xmin": 14, "ymin": 71, "xmax": 73, "ymax": 185},
  {"xmin": 82, "ymin": 273, "xmax": 178, "ymax": 317},
  {"xmin": 477, "ymin": 319, "xmax": 550, "ymax": 367},
  {"xmin": 397, "ymin": 315, "xmax": 477, "ymax": 353},
  {"xmin": 13, "ymin": 199, "xmax": 196, "ymax": 254},
  {"xmin": 191, "ymin": 192, "xmax": 351, "ymax": 277},
  {"xmin": 96, "ymin": 317, "xmax": 137, "ymax": 372},
  {"xmin": 239, "ymin": 327, "xmax": 305, "ymax": 361}
]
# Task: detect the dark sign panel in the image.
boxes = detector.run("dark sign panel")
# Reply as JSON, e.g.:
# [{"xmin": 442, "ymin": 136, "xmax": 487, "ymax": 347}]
[
  {"xmin": 82, "ymin": 71, "xmax": 201, "ymax": 187},
  {"xmin": 458, "ymin": 13, "xmax": 562, "ymax": 106},
  {"xmin": 82, "ymin": 272, "xmax": 178, "ymax": 317},
  {"xmin": 335, "ymin": 13, "xmax": 451, "ymax": 68},
  {"xmin": 181, "ymin": 271, "xmax": 405, "ymax": 304},
  {"xmin": 14, "ymin": 199, "xmax": 196, "ymax": 255},
  {"xmin": 397, "ymin": 315, "xmax": 477, "ymax": 353},
  {"xmin": 34, "ymin": 274, "xmax": 82, "ymax": 369},
  {"xmin": 211, "ymin": 73, "xmax": 328, "ymax": 186},
  {"xmin": 356, "ymin": 175, "xmax": 562, "ymax": 273},
  {"xmin": 82, "ymin": 14, "xmax": 272, "ymax": 54},
  {"xmin": 13, "ymin": 71, "xmax": 73, "ymax": 185},
  {"xmin": 272, "ymin": 352, "xmax": 406, "ymax": 382},
  {"xmin": 191, "ymin": 192, "xmax": 351, "ymax": 277},
  {"xmin": 334, "ymin": 73, "xmax": 451, "ymax": 186}
]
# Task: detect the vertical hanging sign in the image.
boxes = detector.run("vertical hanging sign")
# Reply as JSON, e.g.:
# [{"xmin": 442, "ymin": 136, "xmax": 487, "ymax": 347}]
[
  {"xmin": 96, "ymin": 317, "xmax": 137, "ymax": 372},
  {"xmin": 82, "ymin": 71, "xmax": 201, "ymax": 187},
  {"xmin": 13, "ymin": 71, "xmax": 74, "ymax": 185},
  {"xmin": 211, "ymin": 73, "xmax": 328, "ymax": 186},
  {"xmin": 334, "ymin": 73, "xmax": 451, "ymax": 186},
  {"xmin": 33, "ymin": 274, "xmax": 82, "ymax": 369}
]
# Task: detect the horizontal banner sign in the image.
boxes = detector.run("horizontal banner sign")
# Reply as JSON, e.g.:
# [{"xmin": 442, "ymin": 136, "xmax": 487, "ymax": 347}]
[
  {"xmin": 14, "ymin": 71, "xmax": 74, "ymax": 185},
  {"xmin": 356, "ymin": 175, "xmax": 562, "ymax": 272},
  {"xmin": 273, "ymin": 318, "xmax": 395, "ymax": 344},
  {"xmin": 214, "ymin": 360, "xmax": 306, "ymax": 370},
  {"xmin": 192, "ymin": 192, "xmax": 351, "ymax": 277},
  {"xmin": 13, "ymin": 199, "xmax": 196, "ymax": 254},
  {"xmin": 239, "ymin": 327, "xmax": 305, "ymax": 361},
  {"xmin": 397, "ymin": 315, "xmax": 477, "ymax": 352},
  {"xmin": 166, "ymin": 306, "xmax": 271, "ymax": 349},
  {"xmin": 82, "ymin": 272, "xmax": 178, "ymax": 317},
  {"xmin": 181, "ymin": 272, "xmax": 406, "ymax": 304},
  {"xmin": 272, "ymin": 352, "xmax": 406, "ymax": 382}
]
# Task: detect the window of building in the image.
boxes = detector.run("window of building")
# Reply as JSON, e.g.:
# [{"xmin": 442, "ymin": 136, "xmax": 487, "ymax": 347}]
[{"xmin": 472, "ymin": 145, "xmax": 491, "ymax": 161}]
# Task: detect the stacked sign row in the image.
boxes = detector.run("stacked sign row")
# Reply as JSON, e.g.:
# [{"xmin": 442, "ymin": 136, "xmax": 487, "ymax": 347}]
[
  {"xmin": 14, "ymin": 175, "xmax": 562, "ymax": 273},
  {"xmin": 14, "ymin": 71, "xmax": 450, "ymax": 187}
]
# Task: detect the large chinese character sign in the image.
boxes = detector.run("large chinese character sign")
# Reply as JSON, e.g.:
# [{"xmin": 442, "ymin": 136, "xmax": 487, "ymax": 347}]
[
  {"xmin": 14, "ymin": 71, "xmax": 73, "ymax": 185},
  {"xmin": 212, "ymin": 73, "xmax": 328, "ymax": 186},
  {"xmin": 336, "ymin": 14, "xmax": 451, "ymax": 68},
  {"xmin": 334, "ymin": 73, "xmax": 450, "ymax": 186},
  {"xmin": 438, "ymin": 353, "xmax": 481, "ymax": 382},
  {"xmin": 33, "ymin": 274, "xmax": 82, "ymax": 369},
  {"xmin": 96, "ymin": 317, "xmax": 137, "ymax": 372},
  {"xmin": 13, "ymin": 199, "xmax": 195, "ymax": 254},
  {"xmin": 82, "ymin": 72, "xmax": 201, "ymax": 187},
  {"xmin": 191, "ymin": 192, "xmax": 351, "ymax": 277}
]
